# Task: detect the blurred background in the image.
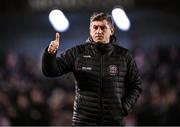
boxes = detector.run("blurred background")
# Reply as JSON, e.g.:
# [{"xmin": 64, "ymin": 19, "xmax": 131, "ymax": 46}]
[{"xmin": 0, "ymin": 0, "xmax": 180, "ymax": 126}]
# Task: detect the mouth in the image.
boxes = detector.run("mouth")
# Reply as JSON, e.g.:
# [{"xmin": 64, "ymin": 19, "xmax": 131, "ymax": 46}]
[{"xmin": 95, "ymin": 35, "xmax": 103, "ymax": 38}]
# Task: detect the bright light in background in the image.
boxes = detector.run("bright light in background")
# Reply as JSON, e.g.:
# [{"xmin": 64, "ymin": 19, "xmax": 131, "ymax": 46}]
[
  {"xmin": 49, "ymin": 9, "xmax": 69, "ymax": 32},
  {"xmin": 112, "ymin": 8, "xmax": 130, "ymax": 31}
]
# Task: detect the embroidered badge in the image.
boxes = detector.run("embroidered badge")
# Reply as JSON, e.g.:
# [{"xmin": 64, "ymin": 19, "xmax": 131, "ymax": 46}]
[
  {"xmin": 108, "ymin": 65, "xmax": 118, "ymax": 76},
  {"xmin": 83, "ymin": 55, "xmax": 91, "ymax": 58},
  {"xmin": 82, "ymin": 66, "xmax": 92, "ymax": 71}
]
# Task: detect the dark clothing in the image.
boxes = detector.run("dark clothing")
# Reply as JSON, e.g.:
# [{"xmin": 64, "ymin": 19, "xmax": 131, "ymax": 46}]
[{"xmin": 42, "ymin": 40, "xmax": 142, "ymax": 126}]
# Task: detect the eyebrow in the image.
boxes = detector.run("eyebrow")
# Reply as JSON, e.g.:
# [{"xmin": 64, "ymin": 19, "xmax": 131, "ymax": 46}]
[
  {"xmin": 93, "ymin": 24, "xmax": 106, "ymax": 27},
  {"xmin": 91, "ymin": 24, "xmax": 108, "ymax": 29}
]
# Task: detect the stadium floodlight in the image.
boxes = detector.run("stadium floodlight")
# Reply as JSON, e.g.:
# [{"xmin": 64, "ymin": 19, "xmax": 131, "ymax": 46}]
[
  {"xmin": 49, "ymin": 9, "xmax": 69, "ymax": 32},
  {"xmin": 112, "ymin": 7, "xmax": 130, "ymax": 31}
]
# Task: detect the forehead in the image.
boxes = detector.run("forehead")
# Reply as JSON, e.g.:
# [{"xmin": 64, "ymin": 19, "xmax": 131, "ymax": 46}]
[{"xmin": 90, "ymin": 20, "xmax": 109, "ymax": 26}]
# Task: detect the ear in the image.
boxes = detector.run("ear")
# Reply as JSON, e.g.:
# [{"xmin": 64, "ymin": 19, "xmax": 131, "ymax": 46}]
[
  {"xmin": 89, "ymin": 26, "xmax": 92, "ymax": 35},
  {"xmin": 110, "ymin": 28, "xmax": 114, "ymax": 35}
]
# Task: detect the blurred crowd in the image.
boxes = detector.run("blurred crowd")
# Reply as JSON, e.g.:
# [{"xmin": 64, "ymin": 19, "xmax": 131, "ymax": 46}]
[
  {"xmin": 126, "ymin": 44, "xmax": 180, "ymax": 126},
  {"xmin": 0, "ymin": 43, "xmax": 180, "ymax": 126}
]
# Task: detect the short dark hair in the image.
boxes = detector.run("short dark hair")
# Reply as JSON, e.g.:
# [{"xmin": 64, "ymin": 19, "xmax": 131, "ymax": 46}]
[{"xmin": 90, "ymin": 12, "xmax": 114, "ymax": 28}]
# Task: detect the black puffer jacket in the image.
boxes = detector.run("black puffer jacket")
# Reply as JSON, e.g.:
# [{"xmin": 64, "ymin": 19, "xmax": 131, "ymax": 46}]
[{"xmin": 42, "ymin": 39, "xmax": 142, "ymax": 126}]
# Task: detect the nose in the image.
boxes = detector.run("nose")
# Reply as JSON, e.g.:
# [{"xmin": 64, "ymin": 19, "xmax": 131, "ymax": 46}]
[{"xmin": 97, "ymin": 27, "xmax": 103, "ymax": 33}]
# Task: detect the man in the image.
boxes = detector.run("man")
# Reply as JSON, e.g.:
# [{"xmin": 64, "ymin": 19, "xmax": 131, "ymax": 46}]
[{"xmin": 42, "ymin": 12, "xmax": 142, "ymax": 126}]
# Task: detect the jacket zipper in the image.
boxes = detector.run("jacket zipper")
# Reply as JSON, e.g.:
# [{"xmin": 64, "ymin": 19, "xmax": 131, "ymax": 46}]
[{"xmin": 99, "ymin": 55, "xmax": 103, "ymax": 125}]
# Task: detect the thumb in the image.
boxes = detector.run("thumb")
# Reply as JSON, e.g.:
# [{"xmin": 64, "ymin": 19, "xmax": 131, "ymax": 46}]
[{"xmin": 56, "ymin": 32, "xmax": 60, "ymax": 43}]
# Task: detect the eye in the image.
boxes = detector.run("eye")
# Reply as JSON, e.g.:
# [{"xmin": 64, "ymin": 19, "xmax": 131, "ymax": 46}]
[
  {"xmin": 93, "ymin": 26, "xmax": 98, "ymax": 30},
  {"xmin": 100, "ymin": 26, "xmax": 106, "ymax": 30}
]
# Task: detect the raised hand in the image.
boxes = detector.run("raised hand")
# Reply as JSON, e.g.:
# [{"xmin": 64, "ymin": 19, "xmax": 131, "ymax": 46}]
[{"xmin": 48, "ymin": 32, "xmax": 60, "ymax": 54}]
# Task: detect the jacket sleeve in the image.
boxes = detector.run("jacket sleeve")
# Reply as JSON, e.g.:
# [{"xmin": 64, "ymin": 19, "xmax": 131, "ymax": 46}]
[
  {"xmin": 122, "ymin": 52, "xmax": 142, "ymax": 115},
  {"xmin": 42, "ymin": 47, "xmax": 75, "ymax": 77}
]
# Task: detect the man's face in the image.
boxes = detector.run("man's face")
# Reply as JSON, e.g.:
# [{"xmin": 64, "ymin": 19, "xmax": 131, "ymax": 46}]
[{"xmin": 90, "ymin": 19, "xmax": 114, "ymax": 44}]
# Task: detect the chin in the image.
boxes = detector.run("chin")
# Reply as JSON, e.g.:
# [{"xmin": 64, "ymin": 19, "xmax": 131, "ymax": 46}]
[
  {"xmin": 95, "ymin": 39, "xmax": 103, "ymax": 42},
  {"xmin": 95, "ymin": 41, "xmax": 104, "ymax": 43}
]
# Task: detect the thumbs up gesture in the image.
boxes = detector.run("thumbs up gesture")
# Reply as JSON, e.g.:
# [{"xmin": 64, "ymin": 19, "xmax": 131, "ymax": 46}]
[{"xmin": 48, "ymin": 32, "xmax": 60, "ymax": 54}]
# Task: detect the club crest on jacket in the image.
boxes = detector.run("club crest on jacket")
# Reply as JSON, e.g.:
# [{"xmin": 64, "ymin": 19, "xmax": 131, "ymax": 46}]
[{"xmin": 108, "ymin": 65, "xmax": 118, "ymax": 76}]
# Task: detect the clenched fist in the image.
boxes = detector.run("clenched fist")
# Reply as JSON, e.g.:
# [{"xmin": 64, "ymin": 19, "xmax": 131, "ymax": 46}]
[{"xmin": 48, "ymin": 32, "xmax": 60, "ymax": 54}]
